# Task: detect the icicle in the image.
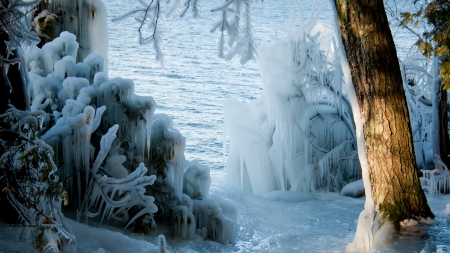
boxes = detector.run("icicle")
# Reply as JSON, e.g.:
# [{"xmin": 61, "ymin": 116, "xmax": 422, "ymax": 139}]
[{"xmin": 158, "ymin": 234, "xmax": 167, "ymax": 253}]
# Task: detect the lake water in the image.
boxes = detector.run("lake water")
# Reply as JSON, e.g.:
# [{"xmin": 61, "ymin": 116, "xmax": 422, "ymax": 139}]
[{"xmin": 103, "ymin": 0, "xmax": 416, "ymax": 174}]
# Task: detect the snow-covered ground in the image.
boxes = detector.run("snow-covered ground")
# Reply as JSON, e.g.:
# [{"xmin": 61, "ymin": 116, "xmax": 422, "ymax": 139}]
[{"xmin": 1, "ymin": 175, "xmax": 449, "ymax": 252}]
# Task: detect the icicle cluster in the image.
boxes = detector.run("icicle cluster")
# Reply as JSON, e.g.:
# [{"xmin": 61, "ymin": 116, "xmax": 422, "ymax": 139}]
[
  {"xmin": 192, "ymin": 195, "xmax": 238, "ymax": 244},
  {"xmin": 224, "ymin": 5, "xmax": 360, "ymax": 195}
]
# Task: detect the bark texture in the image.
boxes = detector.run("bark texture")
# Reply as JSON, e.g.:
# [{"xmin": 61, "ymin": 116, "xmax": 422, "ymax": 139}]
[
  {"xmin": 333, "ymin": 0, "xmax": 434, "ymax": 225},
  {"xmin": 439, "ymin": 90, "xmax": 450, "ymax": 168}
]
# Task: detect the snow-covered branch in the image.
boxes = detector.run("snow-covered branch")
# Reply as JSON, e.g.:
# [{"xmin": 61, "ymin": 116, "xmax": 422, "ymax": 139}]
[{"xmin": 211, "ymin": 0, "xmax": 258, "ymax": 64}]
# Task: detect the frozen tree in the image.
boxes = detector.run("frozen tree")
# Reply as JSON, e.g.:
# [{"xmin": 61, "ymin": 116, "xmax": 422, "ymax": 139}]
[
  {"xmin": 331, "ymin": 0, "xmax": 434, "ymax": 251},
  {"xmin": 224, "ymin": 6, "xmax": 360, "ymax": 195},
  {"xmin": 23, "ymin": 30, "xmax": 237, "ymax": 247}
]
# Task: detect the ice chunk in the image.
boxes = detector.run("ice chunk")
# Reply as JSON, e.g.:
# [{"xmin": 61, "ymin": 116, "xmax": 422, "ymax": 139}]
[{"xmin": 346, "ymin": 210, "xmax": 374, "ymax": 252}]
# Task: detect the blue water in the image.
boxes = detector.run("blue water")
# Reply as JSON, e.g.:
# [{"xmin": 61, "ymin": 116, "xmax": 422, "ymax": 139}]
[{"xmin": 103, "ymin": 0, "xmax": 415, "ymax": 173}]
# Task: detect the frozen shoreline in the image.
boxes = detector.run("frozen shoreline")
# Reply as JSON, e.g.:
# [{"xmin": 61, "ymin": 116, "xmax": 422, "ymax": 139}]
[{"xmin": 1, "ymin": 175, "xmax": 449, "ymax": 253}]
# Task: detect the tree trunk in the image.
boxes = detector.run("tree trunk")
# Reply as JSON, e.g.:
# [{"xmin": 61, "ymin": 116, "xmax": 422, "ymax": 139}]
[
  {"xmin": 0, "ymin": 30, "xmax": 30, "ymax": 113},
  {"xmin": 333, "ymin": 0, "xmax": 434, "ymax": 226},
  {"xmin": 439, "ymin": 90, "xmax": 450, "ymax": 169}
]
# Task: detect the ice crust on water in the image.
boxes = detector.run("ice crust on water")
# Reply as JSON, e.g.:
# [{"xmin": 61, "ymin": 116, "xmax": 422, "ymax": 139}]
[
  {"xmin": 26, "ymin": 31, "xmax": 236, "ymax": 245},
  {"xmin": 224, "ymin": 7, "xmax": 360, "ymax": 196}
]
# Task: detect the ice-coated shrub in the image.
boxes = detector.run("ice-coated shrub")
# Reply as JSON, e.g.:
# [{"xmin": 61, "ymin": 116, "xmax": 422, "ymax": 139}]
[
  {"xmin": 224, "ymin": 7, "xmax": 360, "ymax": 195},
  {"xmin": 25, "ymin": 32, "xmax": 236, "ymax": 245}
]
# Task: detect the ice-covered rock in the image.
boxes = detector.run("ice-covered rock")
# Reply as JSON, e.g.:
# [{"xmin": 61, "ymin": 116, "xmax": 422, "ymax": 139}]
[{"xmin": 341, "ymin": 179, "xmax": 365, "ymax": 198}]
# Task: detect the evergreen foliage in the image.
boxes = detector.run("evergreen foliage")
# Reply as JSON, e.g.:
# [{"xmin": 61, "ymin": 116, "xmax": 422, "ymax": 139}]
[
  {"xmin": 0, "ymin": 107, "xmax": 74, "ymax": 252},
  {"xmin": 401, "ymin": 0, "xmax": 450, "ymax": 88}
]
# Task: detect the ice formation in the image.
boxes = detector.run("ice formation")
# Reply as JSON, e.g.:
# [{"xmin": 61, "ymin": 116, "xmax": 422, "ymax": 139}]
[
  {"xmin": 32, "ymin": 0, "xmax": 109, "ymax": 67},
  {"xmin": 224, "ymin": 7, "xmax": 360, "ymax": 195},
  {"xmin": 401, "ymin": 57, "xmax": 437, "ymax": 171},
  {"xmin": 400, "ymin": 57, "xmax": 450, "ymax": 196},
  {"xmin": 26, "ymin": 32, "xmax": 236, "ymax": 246},
  {"xmin": 158, "ymin": 234, "xmax": 167, "ymax": 253}
]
